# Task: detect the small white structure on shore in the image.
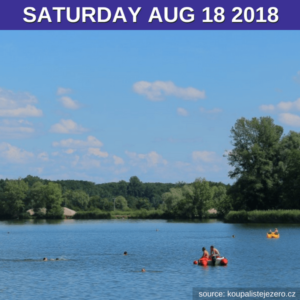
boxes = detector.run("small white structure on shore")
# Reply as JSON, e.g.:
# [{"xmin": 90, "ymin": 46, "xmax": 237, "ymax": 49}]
[{"xmin": 207, "ymin": 208, "xmax": 217, "ymax": 214}]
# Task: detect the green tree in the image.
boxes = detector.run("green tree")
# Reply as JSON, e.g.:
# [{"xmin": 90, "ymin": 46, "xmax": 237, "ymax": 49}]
[
  {"xmin": 127, "ymin": 176, "xmax": 144, "ymax": 197},
  {"xmin": 228, "ymin": 117, "xmax": 284, "ymax": 210},
  {"xmin": 2, "ymin": 179, "xmax": 28, "ymax": 217},
  {"xmin": 188, "ymin": 178, "xmax": 212, "ymax": 218},
  {"xmin": 114, "ymin": 196, "xmax": 128, "ymax": 210},
  {"xmin": 136, "ymin": 198, "xmax": 151, "ymax": 210},
  {"xmin": 117, "ymin": 180, "xmax": 128, "ymax": 197},
  {"xmin": 44, "ymin": 182, "xmax": 63, "ymax": 218},
  {"xmin": 29, "ymin": 181, "xmax": 46, "ymax": 213},
  {"xmin": 64, "ymin": 189, "xmax": 90, "ymax": 210}
]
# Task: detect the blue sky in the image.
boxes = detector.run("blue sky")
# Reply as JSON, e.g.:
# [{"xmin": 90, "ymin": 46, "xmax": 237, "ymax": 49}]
[{"xmin": 0, "ymin": 31, "xmax": 300, "ymax": 184}]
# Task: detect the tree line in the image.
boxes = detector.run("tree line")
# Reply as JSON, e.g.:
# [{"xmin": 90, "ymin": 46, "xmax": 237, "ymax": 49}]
[
  {"xmin": 0, "ymin": 175, "xmax": 228, "ymax": 219},
  {"xmin": 1, "ymin": 116, "xmax": 299, "ymax": 220}
]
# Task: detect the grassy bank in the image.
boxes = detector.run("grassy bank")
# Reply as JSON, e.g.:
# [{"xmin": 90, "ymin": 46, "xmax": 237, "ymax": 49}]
[
  {"xmin": 225, "ymin": 210, "xmax": 300, "ymax": 223},
  {"xmin": 73, "ymin": 209, "xmax": 167, "ymax": 220},
  {"xmin": 73, "ymin": 209, "xmax": 221, "ymax": 220}
]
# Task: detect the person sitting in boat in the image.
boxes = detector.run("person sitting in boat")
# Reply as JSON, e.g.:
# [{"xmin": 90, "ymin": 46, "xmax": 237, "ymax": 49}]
[
  {"xmin": 201, "ymin": 247, "xmax": 209, "ymax": 259},
  {"xmin": 274, "ymin": 228, "xmax": 279, "ymax": 235},
  {"xmin": 210, "ymin": 245, "xmax": 220, "ymax": 258},
  {"xmin": 268, "ymin": 229, "xmax": 272, "ymax": 234}
]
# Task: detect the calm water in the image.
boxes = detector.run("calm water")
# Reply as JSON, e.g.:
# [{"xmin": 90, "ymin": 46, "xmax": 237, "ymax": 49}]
[{"xmin": 0, "ymin": 219, "xmax": 299, "ymax": 300}]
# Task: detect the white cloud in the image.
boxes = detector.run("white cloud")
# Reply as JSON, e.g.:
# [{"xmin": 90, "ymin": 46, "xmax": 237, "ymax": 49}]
[
  {"xmin": 65, "ymin": 149, "xmax": 75, "ymax": 154},
  {"xmin": 0, "ymin": 105, "xmax": 43, "ymax": 117},
  {"xmin": 192, "ymin": 151, "xmax": 218, "ymax": 163},
  {"xmin": 113, "ymin": 155, "xmax": 124, "ymax": 165},
  {"xmin": 57, "ymin": 87, "xmax": 72, "ymax": 95},
  {"xmin": 58, "ymin": 96, "xmax": 80, "ymax": 110},
  {"xmin": 126, "ymin": 150, "xmax": 167, "ymax": 167},
  {"xmin": 279, "ymin": 113, "xmax": 300, "ymax": 127},
  {"xmin": 0, "ymin": 88, "xmax": 43, "ymax": 117},
  {"xmin": 177, "ymin": 107, "xmax": 188, "ymax": 116},
  {"xmin": 0, "ymin": 119, "xmax": 35, "ymax": 138},
  {"xmin": 259, "ymin": 104, "xmax": 275, "ymax": 112},
  {"xmin": 199, "ymin": 107, "xmax": 222, "ymax": 114},
  {"xmin": 88, "ymin": 147, "xmax": 109, "ymax": 158},
  {"xmin": 278, "ymin": 99, "xmax": 300, "ymax": 111},
  {"xmin": 49, "ymin": 119, "xmax": 88, "ymax": 134},
  {"xmin": 38, "ymin": 152, "xmax": 49, "ymax": 161},
  {"xmin": 53, "ymin": 136, "xmax": 103, "ymax": 148},
  {"xmin": 260, "ymin": 98, "xmax": 300, "ymax": 113},
  {"xmin": 133, "ymin": 81, "xmax": 205, "ymax": 101},
  {"xmin": 0, "ymin": 142, "xmax": 34, "ymax": 163}
]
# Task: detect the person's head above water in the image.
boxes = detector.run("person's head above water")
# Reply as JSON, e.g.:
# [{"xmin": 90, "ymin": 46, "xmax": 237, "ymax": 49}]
[
  {"xmin": 43, "ymin": 257, "xmax": 47, "ymax": 261},
  {"xmin": 56, "ymin": 258, "xmax": 59, "ymax": 260},
  {"xmin": 141, "ymin": 268, "xmax": 146, "ymax": 272},
  {"xmin": 124, "ymin": 251, "xmax": 127, "ymax": 255}
]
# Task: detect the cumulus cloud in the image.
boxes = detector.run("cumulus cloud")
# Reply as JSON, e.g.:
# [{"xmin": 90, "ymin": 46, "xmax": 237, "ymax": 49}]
[
  {"xmin": 126, "ymin": 151, "xmax": 167, "ymax": 167},
  {"xmin": 133, "ymin": 81, "xmax": 205, "ymax": 101},
  {"xmin": 88, "ymin": 147, "xmax": 109, "ymax": 158},
  {"xmin": 113, "ymin": 155, "xmax": 124, "ymax": 165},
  {"xmin": 58, "ymin": 96, "xmax": 80, "ymax": 110},
  {"xmin": 192, "ymin": 151, "xmax": 218, "ymax": 163},
  {"xmin": 260, "ymin": 98, "xmax": 300, "ymax": 113},
  {"xmin": 49, "ymin": 119, "xmax": 88, "ymax": 134},
  {"xmin": 279, "ymin": 113, "xmax": 300, "ymax": 127},
  {"xmin": 0, "ymin": 142, "xmax": 34, "ymax": 163},
  {"xmin": 57, "ymin": 87, "xmax": 72, "ymax": 95},
  {"xmin": 53, "ymin": 136, "xmax": 103, "ymax": 148},
  {"xmin": 199, "ymin": 107, "xmax": 222, "ymax": 114},
  {"xmin": 259, "ymin": 104, "xmax": 276, "ymax": 112},
  {"xmin": 177, "ymin": 107, "xmax": 188, "ymax": 116},
  {"xmin": 0, "ymin": 88, "xmax": 43, "ymax": 117}
]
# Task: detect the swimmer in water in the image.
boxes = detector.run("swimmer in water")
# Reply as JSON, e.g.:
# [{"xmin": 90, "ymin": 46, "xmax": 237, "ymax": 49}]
[
  {"xmin": 124, "ymin": 251, "xmax": 127, "ymax": 255},
  {"xmin": 232, "ymin": 235, "xmax": 235, "ymax": 238},
  {"xmin": 43, "ymin": 257, "xmax": 48, "ymax": 261},
  {"xmin": 141, "ymin": 268, "xmax": 146, "ymax": 272},
  {"xmin": 56, "ymin": 258, "xmax": 59, "ymax": 260}
]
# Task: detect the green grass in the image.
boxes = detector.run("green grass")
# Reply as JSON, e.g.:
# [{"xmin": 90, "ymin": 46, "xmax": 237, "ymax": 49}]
[{"xmin": 225, "ymin": 210, "xmax": 300, "ymax": 223}]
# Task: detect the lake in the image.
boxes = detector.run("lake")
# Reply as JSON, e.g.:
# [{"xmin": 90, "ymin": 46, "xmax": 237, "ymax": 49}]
[{"xmin": 0, "ymin": 219, "xmax": 299, "ymax": 299}]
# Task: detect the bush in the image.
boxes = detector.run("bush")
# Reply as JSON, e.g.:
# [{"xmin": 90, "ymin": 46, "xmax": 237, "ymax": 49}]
[
  {"xmin": 225, "ymin": 210, "xmax": 300, "ymax": 223},
  {"xmin": 73, "ymin": 210, "xmax": 112, "ymax": 219}
]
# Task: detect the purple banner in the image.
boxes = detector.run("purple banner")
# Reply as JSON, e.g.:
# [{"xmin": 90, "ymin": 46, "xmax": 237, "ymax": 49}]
[{"xmin": 0, "ymin": 0, "xmax": 299, "ymax": 30}]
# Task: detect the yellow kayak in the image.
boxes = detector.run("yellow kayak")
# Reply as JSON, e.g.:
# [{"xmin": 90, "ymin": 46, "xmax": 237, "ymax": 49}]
[{"xmin": 267, "ymin": 232, "xmax": 280, "ymax": 239}]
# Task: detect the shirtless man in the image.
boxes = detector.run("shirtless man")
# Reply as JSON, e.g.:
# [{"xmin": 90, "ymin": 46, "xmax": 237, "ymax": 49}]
[
  {"xmin": 210, "ymin": 245, "xmax": 220, "ymax": 257},
  {"xmin": 201, "ymin": 247, "xmax": 209, "ymax": 259}
]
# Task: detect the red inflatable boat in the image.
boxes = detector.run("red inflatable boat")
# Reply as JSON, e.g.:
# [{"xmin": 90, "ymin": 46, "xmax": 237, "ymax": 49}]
[{"xmin": 195, "ymin": 257, "xmax": 228, "ymax": 266}]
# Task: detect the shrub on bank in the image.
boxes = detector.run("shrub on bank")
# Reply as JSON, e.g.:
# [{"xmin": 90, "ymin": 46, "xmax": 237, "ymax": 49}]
[
  {"xmin": 225, "ymin": 210, "xmax": 300, "ymax": 223},
  {"xmin": 73, "ymin": 210, "xmax": 112, "ymax": 219},
  {"xmin": 129, "ymin": 209, "xmax": 165, "ymax": 219}
]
